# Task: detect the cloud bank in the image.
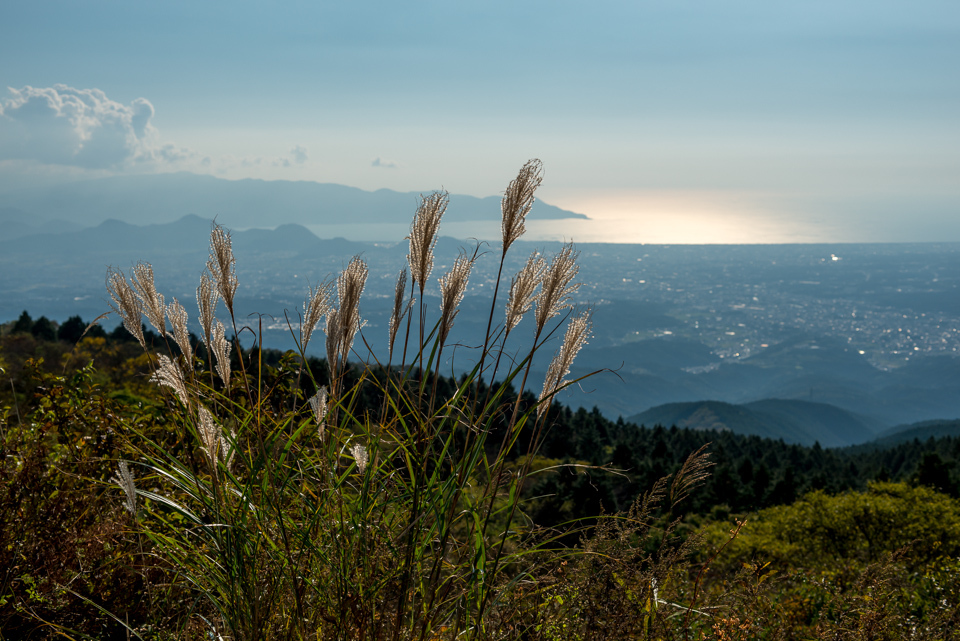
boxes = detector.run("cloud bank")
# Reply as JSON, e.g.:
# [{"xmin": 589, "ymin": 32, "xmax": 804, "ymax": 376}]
[
  {"xmin": 0, "ymin": 85, "xmax": 315, "ymax": 177},
  {"xmin": 0, "ymin": 84, "xmax": 194, "ymax": 169}
]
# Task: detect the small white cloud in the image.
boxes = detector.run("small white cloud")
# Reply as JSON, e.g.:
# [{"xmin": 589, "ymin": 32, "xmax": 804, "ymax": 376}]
[
  {"xmin": 372, "ymin": 156, "xmax": 397, "ymax": 169},
  {"xmin": 291, "ymin": 144, "xmax": 308, "ymax": 164}
]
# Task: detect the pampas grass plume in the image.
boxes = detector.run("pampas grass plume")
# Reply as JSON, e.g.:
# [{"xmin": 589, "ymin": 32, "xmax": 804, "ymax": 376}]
[
  {"xmin": 167, "ymin": 297, "xmax": 193, "ymax": 364},
  {"xmin": 152, "ymin": 354, "xmax": 191, "ymax": 409},
  {"xmin": 132, "ymin": 262, "xmax": 167, "ymax": 338},
  {"xmin": 538, "ymin": 308, "xmax": 592, "ymax": 417},
  {"xmin": 535, "ymin": 242, "xmax": 581, "ymax": 334},
  {"xmin": 505, "ymin": 251, "xmax": 546, "ymax": 334},
  {"xmin": 407, "ymin": 191, "xmax": 448, "ymax": 293},
  {"xmin": 438, "ymin": 251, "xmax": 475, "ymax": 345},
  {"xmin": 197, "ymin": 271, "xmax": 219, "ymax": 352},
  {"xmin": 208, "ymin": 223, "xmax": 238, "ymax": 316},
  {"xmin": 106, "ymin": 267, "xmax": 146, "ymax": 349},
  {"xmin": 113, "ymin": 460, "xmax": 137, "ymax": 516},
  {"xmin": 501, "ymin": 159, "xmax": 543, "ymax": 254}
]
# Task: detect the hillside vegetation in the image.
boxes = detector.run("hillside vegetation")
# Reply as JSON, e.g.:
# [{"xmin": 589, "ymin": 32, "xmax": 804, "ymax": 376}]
[{"xmin": 4, "ymin": 318, "xmax": 960, "ymax": 638}]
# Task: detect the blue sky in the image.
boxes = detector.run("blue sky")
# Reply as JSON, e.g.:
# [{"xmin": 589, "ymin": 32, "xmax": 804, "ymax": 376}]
[{"xmin": 1, "ymin": 0, "xmax": 958, "ymax": 242}]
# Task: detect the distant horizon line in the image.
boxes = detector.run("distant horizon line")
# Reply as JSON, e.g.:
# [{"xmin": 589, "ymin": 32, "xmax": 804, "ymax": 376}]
[{"xmin": 5, "ymin": 212, "xmax": 960, "ymax": 248}]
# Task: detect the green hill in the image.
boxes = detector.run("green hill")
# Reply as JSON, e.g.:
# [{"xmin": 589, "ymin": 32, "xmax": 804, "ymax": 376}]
[
  {"xmin": 628, "ymin": 398, "xmax": 882, "ymax": 447},
  {"xmin": 872, "ymin": 418, "xmax": 960, "ymax": 446}
]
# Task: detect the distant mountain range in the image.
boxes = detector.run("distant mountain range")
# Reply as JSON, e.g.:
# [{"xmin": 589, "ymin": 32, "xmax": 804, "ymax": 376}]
[
  {"xmin": 871, "ymin": 419, "xmax": 960, "ymax": 446},
  {"xmin": 625, "ymin": 401, "xmax": 960, "ymax": 449},
  {"xmin": 0, "ymin": 206, "xmax": 86, "ymax": 240},
  {"xmin": 0, "ymin": 171, "xmax": 587, "ymax": 231}
]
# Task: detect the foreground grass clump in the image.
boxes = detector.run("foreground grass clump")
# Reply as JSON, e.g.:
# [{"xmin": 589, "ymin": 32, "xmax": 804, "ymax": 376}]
[{"xmin": 86, "ymin": 160, "xmax": 714, "ymax": 640}]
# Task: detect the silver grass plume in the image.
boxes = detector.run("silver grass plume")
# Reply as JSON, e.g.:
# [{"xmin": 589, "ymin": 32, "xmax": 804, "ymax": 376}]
[
  {"xmin": 538, "ymin": 308, "xmax": 592, "ymax": 418},
  {"xmin": 327, "ymin": 256, "xmax": 368, "ymax": 374},
  {"xmin": 106, "ymin": 267, "xmax": 145, "ymax": 349},
  {"xmin": 212, "ymin": 320, "xmax": 231, "ymax": 388},
  {"xmin": 388, "ymin": 269, "xmax": 410, "ymax": 360},
  {"xmin": 207, "ymin": 223, "xmax": 238, "ymax": 316},
  {"xmin": 670, "ymin": 445, "xmax": 713, "ymax": 507},
  {"xmin": 505, "ymin": 251, "xmax": 546, "ymax": 334},
  {"xmin": 302, "ymin": 280, "xmax": 334, "ymax": 352},
  {"xmin": 407, "ymin": 191, "xmax": 448, "ymax": 293},
  {"xmin": 501, "ymin": 159, "xmax": 543, "ymax": 254},
  {"xmin": 325, "ymin": 308, "xmax": 341, "ymax": 376},
  {"xmin": 152, "ymin": 354, "xmax": 191, "ymax": 408},
  {"xmin": 131, "ymin": 262, "xmax": 166, "ymax": 338},
  {"xmin": 113, "ymin": 460, "xmax": 137, "ymax": 516},
  {"xmin": 308, "ymin": 386, "xmax": 329, "ymax": 440},
  {"xmin": 197, "ymin": 271, "xmax": 220, "ymax": 354},
  {"xmin": 351, "ymin": 443, "xmax": 369, "ymax": 474},
  {"xmin": 198, "ymin": 406, "xmax": 234, "ymax": 471},
  {"xmin": 438, "ymin": 251, "xmax": 475, "ymax": 345},
  {"xmin": 534, "ymin": 242, "xmax": 581, "ymax": 334},
  {"xmin": 167, "ymin": 297, "xmax": 193, "ymax": 364}
]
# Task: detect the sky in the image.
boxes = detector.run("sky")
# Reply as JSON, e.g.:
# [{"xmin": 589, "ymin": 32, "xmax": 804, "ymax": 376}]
[{"xmin": 1, "ymin": 0, "xmax": 959, "ymax": 243}]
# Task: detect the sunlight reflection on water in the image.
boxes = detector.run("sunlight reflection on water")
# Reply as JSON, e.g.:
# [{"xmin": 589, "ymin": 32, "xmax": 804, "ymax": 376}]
[
  {"xmin": 306, "ymin": 190, "xmax": 831, "ymax": 244},
  {"xmin": 305, "ymin": 212, "xmax": 827, "ymax": 245}
]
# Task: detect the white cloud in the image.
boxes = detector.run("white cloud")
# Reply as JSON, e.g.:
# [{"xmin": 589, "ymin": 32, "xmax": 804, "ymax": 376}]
[
  {"xmin": 0, "ymin": 84, "xmax": 192, "ymax": 169},
  {"xmin": 291, "ymin": 145, "xmax": 308, "ymax": 164},
  {"xmin": 371, "ymin": 156, "xmax": 397, "ymax": 169}
]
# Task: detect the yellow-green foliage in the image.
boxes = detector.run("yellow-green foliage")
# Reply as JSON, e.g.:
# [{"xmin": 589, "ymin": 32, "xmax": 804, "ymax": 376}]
[
  {"xmin": 715, "ymin": 481, "xmax": 960, "ymax": 567},
  {"xmin": 700, "ymin": 482, "xmax": 960, "ymax": 636}
]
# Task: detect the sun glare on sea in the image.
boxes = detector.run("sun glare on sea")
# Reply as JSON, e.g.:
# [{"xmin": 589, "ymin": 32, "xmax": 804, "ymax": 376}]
[
  {"xmin": 540, "ymin": 190, "xmax": 827, "ymax": 244},
  {"xmin": 303, "ymin": 190, "xmax": 834, "ymax": 244}
]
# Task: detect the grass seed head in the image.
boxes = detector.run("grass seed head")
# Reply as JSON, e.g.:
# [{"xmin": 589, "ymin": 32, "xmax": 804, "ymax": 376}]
[
  {"xmin": 534, "ymin": 242, "xmax": 581, "ymax": 334},
  {"xmin": 132, "ymin": 262, "xmax": 166, "ymax": 338},
  {"xmin": 438, "ymin": 251, "xmax": 475, "ymax": 345},
  {"xmin": 106, "ymin": 267, "xmax": 146, "ymax": 349},
  {"xmin": 207, "ymin": 223, "xmax": 238, "ymax": 316},
  {"xmin": 113, "ymin": 460, "xmax": 137, "ymax": 516},
  {"xmin": 407, "ymin": 191, "xmax": 448, "ymax": 292},
  {"xmin": 538, "ymin": 308, "xmax": 592, "ymax": 418},
  {"xmin": 151, "ymin": 353, "xmax": 191, "ymax": 409},
  {"xmin": 196, "ymin": 270, "xmax": 220, "ymax": 350},
  {"xmin": 302, "ymin": 280, "xmax": 334, "ymax": 352},
  {"xmin": 167, "ymin": 297, "xmax": 193, "ymax": 364},
  {"xmin": 327, "ymin": 256, "xmax": 368, "ymax": 374},
  {"xmin": 351, "ymin": 443, "xmax": 369, "ymax": 474},
  {"xmin": 325, "ymin": 308, "xmax": 341, "ymax": 375},
  {"xmin": 501, "ymin": 159, "xmax": 543, "ymax": 254},
  {"xmin": 506, "ymin": 251, "xmax": 546, "ymax": 334},
  {"xmin": 308, "ymin": 386, "xmax": 329, "ymax": 440},
  {"xmin": 198, "ymin": 406, "xmax": 233, "ymax": 471},
  {"xmin": 212, "ymin": 320, "xmax": 231, "ymax": 388},
  {"xmin": 388, "ymin": 269, "xmax": 409, "ymax": 360}
]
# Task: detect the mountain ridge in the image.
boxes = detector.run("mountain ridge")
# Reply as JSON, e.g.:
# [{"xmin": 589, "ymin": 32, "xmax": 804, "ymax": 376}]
[
  {"xmin": 0, "ymin": 171, "xmax": 588, "ymax": 231},
  {"xmin": 627, "ymin": 398, "xmax": 883, "ymax": 447}
]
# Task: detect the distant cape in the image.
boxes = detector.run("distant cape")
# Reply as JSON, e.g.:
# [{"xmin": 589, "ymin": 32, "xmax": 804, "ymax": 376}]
[{"xmin": 0, "ymin": 171, "xmax": 589, "ymax": 229}]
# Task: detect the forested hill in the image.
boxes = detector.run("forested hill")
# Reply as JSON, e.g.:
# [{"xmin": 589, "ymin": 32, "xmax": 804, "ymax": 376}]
[
  {"xmin": 5, "ymin": 311, "xmax": 960, "ymax": 525},
  {"xmin": 627, "ymin": 398, "xmax": 882, "ymax": 448},
  {"xmin": 535, "ymin": 406, "xmax": 960, "ymax": 521}
]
